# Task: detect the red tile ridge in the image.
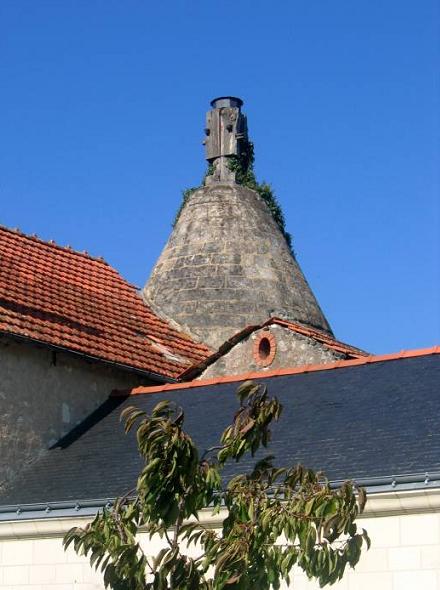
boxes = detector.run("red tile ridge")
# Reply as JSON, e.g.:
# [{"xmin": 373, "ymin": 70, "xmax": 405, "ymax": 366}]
[
  {"xmin": 116, "ymin": 345, "xmax": 440, "ymax": 397},
  {"xmin": 0, "ymin": 224, "xmax": 110, "ymax": 265},
  {"xmin": 178, "ymin": 316, "xmax": 368, "ymax": 380},
  {"xmin": 266, "ymin": 317, "xmax": 368, "ymax": 356}
]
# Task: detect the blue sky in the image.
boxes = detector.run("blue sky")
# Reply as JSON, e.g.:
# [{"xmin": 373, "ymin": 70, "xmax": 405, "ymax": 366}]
[{"xmin": 1, "ymin": 0, "xmax": 439, "ymax": 354}]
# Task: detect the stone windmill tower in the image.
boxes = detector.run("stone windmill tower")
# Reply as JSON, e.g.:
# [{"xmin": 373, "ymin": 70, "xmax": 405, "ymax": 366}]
[{"xmin": 143, "ymin": 97, "xmax": 332, "ymax": 349}]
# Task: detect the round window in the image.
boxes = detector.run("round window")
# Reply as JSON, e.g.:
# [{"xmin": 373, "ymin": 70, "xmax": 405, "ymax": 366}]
[
  {"xmin": 253, "ymin": 332, "xmax": 276, "ymax": 367},
  {"xmin": 258, "ymin": 337, "xmax": 271, "ymax": 359}
]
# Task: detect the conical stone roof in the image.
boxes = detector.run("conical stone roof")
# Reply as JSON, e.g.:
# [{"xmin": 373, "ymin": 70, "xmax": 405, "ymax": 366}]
[{"xmin": 143, "ymin": 182, "xmax": 332, "ymax": 349}]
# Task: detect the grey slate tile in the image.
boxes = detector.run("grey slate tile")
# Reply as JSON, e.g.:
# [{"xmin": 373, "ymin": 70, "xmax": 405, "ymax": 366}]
[{"xmin": 1, "ymin": 355, "xmax": 440, "ymax": 506}]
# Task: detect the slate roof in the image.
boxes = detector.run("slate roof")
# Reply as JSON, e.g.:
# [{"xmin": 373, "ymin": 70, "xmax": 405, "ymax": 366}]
[
  {"xmin": 127, "ymin": 346, "xmax": 439, "ymax": 395},
  {"xmin": 0, "ymin": 225, "xmax": 212, "ymax": 379},
  {"xmin": 180, "ymin": 317, "xmax": 368, "ymax": 380},
  {"xmin": 2, "ymin": 350, "xmax": 440, "ymax": 508}
]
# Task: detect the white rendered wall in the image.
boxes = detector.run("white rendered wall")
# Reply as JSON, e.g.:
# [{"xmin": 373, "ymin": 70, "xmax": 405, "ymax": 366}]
[{"xmin": 1, "ymin": 490, "xmax": 440, "ymax": 590}]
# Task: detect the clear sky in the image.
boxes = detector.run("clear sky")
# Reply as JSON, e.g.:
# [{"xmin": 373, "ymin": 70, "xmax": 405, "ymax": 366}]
[{"xmin": 1, "ymin": 0, "xmax": 439, "ymax": 354}]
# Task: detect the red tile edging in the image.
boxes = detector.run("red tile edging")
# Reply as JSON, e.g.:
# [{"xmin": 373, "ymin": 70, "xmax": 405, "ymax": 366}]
[{"xmin": 112, "ymin": 345, "xmax": 440, "ymax": 397}]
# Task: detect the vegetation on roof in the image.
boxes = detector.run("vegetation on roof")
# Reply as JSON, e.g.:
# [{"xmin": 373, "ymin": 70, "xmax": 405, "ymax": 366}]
[
  {"xmin": 227, "ymin": 140, "xmax": 293, "ymax": 252},
  {"xmin": 173, "ymin": 142, "xmax": 293, "ymax": 253}
]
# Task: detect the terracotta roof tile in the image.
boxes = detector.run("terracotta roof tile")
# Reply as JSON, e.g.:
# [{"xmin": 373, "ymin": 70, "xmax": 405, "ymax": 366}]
[
  {"xmin": 267, "ymin": 318, "xmax": 368, "ymax": 357},
  {"xmin": 0, "ymin": 226, "xmax": 212, "ymax": 378}
]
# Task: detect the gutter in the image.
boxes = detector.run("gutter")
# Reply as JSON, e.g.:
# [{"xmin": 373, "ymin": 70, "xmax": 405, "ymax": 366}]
[
  {"xmin": 329, "ymin": 471, "xmax": 440, "ymax": 493},
  {"xmin": 1, "ymin": 471, "xmax": 440, "ymax": 525},
  {"xmin": 2, "ymin": 487, "xmax": 440, "ymax": 541}
]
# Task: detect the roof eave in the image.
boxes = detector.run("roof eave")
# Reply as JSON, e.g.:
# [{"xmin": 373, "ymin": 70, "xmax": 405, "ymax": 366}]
[
  {"xmin": 2, "ymin": 472, "xmax": 440, "ymax": 523},
  {"xmin": 0, "ymin": 330, "xmax": 177, "ymax": 384}
]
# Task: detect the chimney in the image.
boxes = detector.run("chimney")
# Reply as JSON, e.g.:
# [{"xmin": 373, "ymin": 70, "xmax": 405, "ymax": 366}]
[{"xmin": 203, "ymin": 96, "xmax": 248, "ymax": 184}]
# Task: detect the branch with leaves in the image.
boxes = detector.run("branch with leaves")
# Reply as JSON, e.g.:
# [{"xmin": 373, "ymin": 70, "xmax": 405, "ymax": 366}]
[{"xmin": 64, "ymin": 381, "xmax": 369, "ymax": 589}]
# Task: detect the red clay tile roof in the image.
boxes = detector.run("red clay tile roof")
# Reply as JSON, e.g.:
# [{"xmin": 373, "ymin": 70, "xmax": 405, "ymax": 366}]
[
  {"xmin": 0, "ymin": 226, "xmax": 212, "ymax": 379},
  {"xmin": 179, "ymin": 316, "xmax": 368, "ymax": 380},
  {"xmin": 268, "ymin": 317, "xmax": 368, "ymax": 357},
  {"xmin": 121, "ymin": 346, "xmax": 440, "ymax": 396}
]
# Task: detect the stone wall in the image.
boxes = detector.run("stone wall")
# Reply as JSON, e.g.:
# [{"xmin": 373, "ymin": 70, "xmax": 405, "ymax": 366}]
[
  {"xmin": 199, "ymin": 324, "xmax": 345, "ymax": 379},
  {"xmin": 144, "ymin": 184, "xmax": 332, "ymax": 349},
  {"xmin": 0, "ymin": 337, "xmax": 148, "ymax": 490}
]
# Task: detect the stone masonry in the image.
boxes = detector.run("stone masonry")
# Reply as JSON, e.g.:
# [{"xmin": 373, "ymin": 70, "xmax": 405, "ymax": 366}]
[
  {"xmin": 143, "ymin": 183, "xmax": 332, "ymax": 349},
  {"xmin": 199, "ymin": 324, "xmax": 345, "ymax": 379},
  {"xmin": 0, "ymin": 337, "xmax": 146, "ymax": 491}
]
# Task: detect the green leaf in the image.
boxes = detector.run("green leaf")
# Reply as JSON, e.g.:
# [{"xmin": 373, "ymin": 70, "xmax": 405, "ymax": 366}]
[
  {"xmin": 63, "ymin": 382, "xmax": 368, "ymax": 590},
  {"xmin": 362, "ymin": 528, "xmax": 371, "ymax": 550},
  {"xmin": 358, "ymin": 487, "xmax": 367, "ymax": 512}
]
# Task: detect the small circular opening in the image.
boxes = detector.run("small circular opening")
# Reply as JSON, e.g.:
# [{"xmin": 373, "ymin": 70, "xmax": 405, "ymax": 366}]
[{"xmin": 258, "ymin": 337, "xmax": 271, "ymax": 360}]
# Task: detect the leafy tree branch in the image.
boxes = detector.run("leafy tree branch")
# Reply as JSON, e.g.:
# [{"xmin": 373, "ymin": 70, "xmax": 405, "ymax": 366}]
[{"xmin": 64, "ymin": 381, "xmax": 369, "ymax": 589}]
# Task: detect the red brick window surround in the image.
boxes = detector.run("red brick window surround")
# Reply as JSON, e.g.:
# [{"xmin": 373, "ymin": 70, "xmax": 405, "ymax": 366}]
[{"xmin": 253, "ymin": 331, "xmax": 276, "ymax": 367}]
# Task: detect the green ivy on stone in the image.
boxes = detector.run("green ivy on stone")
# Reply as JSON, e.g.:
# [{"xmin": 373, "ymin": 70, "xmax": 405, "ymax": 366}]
[
  {"xmin": 173, "ymin": 187, "xmax": 198, "ymax": 228},
  {"xmin": 172, "ymin": 164, "xmax": 215, "ymax": 228},
  {"xmin": 227, "ymin": 141, "xmax": 293, "ymax": 252},
  {"xmin": 174, "ymin": 142, "xmax": 293, "ymax": 255}
]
